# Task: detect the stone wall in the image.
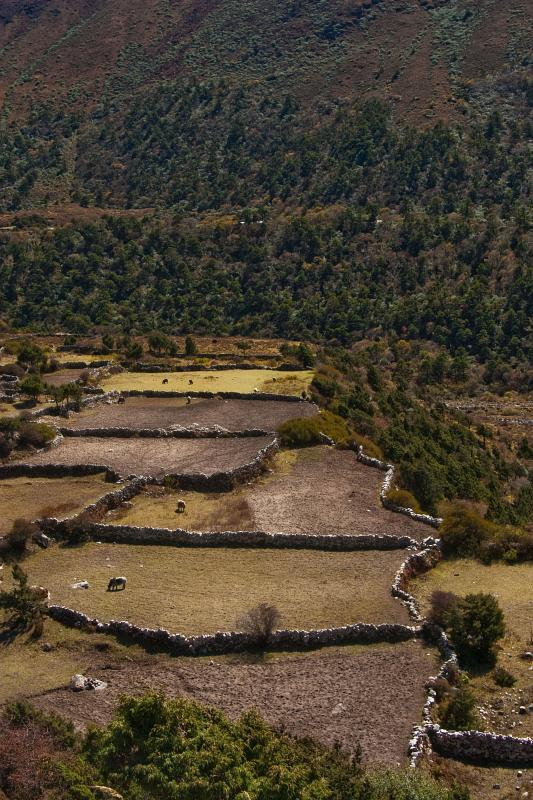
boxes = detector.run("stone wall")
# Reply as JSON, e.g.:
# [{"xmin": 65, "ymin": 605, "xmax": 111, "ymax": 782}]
[
  {"xmin": 0, "ymin": 463, "xmax": 119, "ymax": 481},
  {"xmin": 121, "ymin": 389, "xmax": 305, "ymax": 402},
  {"xmin": 356, "ymin": 447, "xmax": 443, "ymax": 529},
  {"xmin": 427, "ymin": 725, "xmax": 533, "ymax": 765},
  {"xmin": 46, "ymin": 604, "xmax": 419, "ymax": 656},
  {"xmin": 59, "ymin": 425, "xmax": 270, "ymax": 439},
  {"xmin": 42, "ymin": 518, "xmax": 419, "ymax": 551}
]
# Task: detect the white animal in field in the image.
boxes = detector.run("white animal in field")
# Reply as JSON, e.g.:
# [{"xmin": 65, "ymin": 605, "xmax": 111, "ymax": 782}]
[
  {"xmin": 107, "ymin": 576, "xmax": 127, "ymax": 591},
  {"xmin": 176, "ymin": 499, "xmax": 186, "ymax": 513}
]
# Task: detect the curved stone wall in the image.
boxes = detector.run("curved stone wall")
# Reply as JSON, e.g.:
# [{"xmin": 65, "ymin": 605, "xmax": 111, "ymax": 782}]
[{"xmin": 59, "ymin": 425, "xmax": 270, "ymax": 439}]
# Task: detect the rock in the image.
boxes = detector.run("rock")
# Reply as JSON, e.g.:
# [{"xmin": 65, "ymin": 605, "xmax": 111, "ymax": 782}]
[
  {"xmin": 520, "ymin": 652, "xmax": 533, "ymax": 660},
  {"xmin": 90, "ymin": 787, "xmax": 124, "ymax": 799},
  {"xmin": 519, "ymin": 706, "xmax": 527, "ymax": 715},
  {"xmin": 71, "ymin": 581, "xmax": 90, "ymax": 589},
  {"xmin": 70, "ymin": 674, "xmax": 107, "ymax": 692},
  {"xmin": 493, "ymin": 785, "xmax": 501, "ymax": 790},
  {"xmin": 41, "ymin": 642, "xmax": 53, "ymax": 652}
]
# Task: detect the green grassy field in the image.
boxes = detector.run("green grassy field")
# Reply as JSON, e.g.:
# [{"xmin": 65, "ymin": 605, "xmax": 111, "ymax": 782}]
[
  {"xmin": 101, "ymin": 369, "xmax": 313, "ymax": 396},
  {"xmin": 13, "ymin": 544, "xmax": 409, "ymax": 634},
  {"xmin": 0, "ymin": 474, "xmax": 110, "ymax": 534}
]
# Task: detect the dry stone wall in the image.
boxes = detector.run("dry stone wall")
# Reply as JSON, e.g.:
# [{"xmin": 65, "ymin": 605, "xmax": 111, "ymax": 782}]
[
  {"xmin": 427, "ymin": 725, "xmax": 533, "ymax": 765},
  {"xmin": 59, "ymin": 425, "xmax": 270, "ymax": 439},
  {"xmin": 46, "ymin": 604, "xmax": 419, "ymax": 656},
  {"xmin": 356, "ymin": 446, "xmax": 443, "ymax": 529}
]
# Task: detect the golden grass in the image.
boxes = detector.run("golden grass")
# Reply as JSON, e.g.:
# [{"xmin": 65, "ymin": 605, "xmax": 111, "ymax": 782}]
[
  {"xmin": 0, "ymin": 474, "xmax": 110, "ymax": 534},
  {"xmin": 0, "ymin": 617, "xmax": 143, "ymax": 705},
  {"xmin": 108, "ymin": 487, "xmax": 254, "ymax": 531},
  {"xmin": 101, "ymin": 369, "xmax": 314, "ymax": 396},
  {"xmin": 12, "ymin": 544, "xmax": 409, "ymax": 634}
]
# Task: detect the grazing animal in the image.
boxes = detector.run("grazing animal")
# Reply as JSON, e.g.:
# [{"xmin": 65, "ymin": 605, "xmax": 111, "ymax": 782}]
[
  {"xmin": 176, "ymin": 500, "xmax": 186, "ymax": 513},
  {"xmin": 162, "ymin": 378, "xmax": 169, "ymax": 384},
  {"xmin": 186, "ymin": 396, "xmax": 191, "ymax": 404},
  {"xmin": 118, "ymin": 395, "xmax": 126, "ymax": 405},
  {"xmin": 253, "ymin": 387, "xmax": 259, "ymax": 393},
  {"xmin": 107, "ymin": 576, "xmax": 127, "ymax": 591},
  {"xmin": 188, "ymin": 379, "xmax": 193, "ymax": 385}
]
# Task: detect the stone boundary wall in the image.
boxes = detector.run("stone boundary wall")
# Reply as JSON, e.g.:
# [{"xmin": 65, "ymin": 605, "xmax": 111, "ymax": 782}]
[
  {"xmin": 426, "ymin": 725, "xmax": 533, "ymax": 765},
  {"xmin": 30, "ymin": 391, "xmax": 122, "ymax": 419},
  {"xmin": 132, "ymin": 361, "xmax": 299, "ymax": 373},
  {"xmin": 0, "ymin": 435, "xmax": 279, "ymax": 489},
  {"xmin": 46, "ymin": 604, "xmax": 419, "ymax": 656},
  {"xmin": 41, "ymin": 516, "xmax": 419, "ymax": 551},
  {"xmin": 59, "ymin": 425, "xmax": 270, "ymax": 439},
  {"xmin": 119, "ymin": 389, "xmax": 306, "ymax": 403},
  {"xmin": 356, "ymin": 447, "xmax": 443, "ymax": 529}
]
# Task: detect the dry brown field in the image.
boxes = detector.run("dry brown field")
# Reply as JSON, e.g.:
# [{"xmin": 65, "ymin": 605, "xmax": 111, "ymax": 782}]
[
  {"xmin": 32, "ymin": 639, "xmax": 436, "ymax": 765},
  {"xmin": 59, "ymin": 396, "xmax": 317, "ymax": 432},
  {"xmin": 14, "ymin": 434, "xmax": 276, "ymax": 479}
]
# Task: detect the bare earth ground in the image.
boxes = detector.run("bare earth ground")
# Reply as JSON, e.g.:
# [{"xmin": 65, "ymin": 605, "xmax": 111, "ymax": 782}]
[
  {"xmin": 250, "ymin": 448, "xmax": 428, "ymax": 540},
  {"xmin": 0, "ymin": 474, "xmax": 109, "ymax": 534},
  {"xmin": 59, "ymin": 397, "xmax": 318, "ymax": 432},
  {"xmin": 9, "ymin": 544, "xmax": 410, "ymax": 633},
  {"xmin": 33, "ymin": 641, "xmax": 437, "ymax": 765},
  {"xmin": 14, "ymin": 435, "xmax": 275, "ymax": 479},
  {"xmin": 43, "ymin": 368, "xmax": 85, "ymax": 387}
]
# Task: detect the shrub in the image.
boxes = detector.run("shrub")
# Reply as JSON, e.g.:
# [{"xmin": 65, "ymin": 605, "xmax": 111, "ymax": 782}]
[
  {"xmin": 185, "ymin": 335, "xmax": 197, "ymax": 356},
  {"xmin": 18, "ymin": 421, "xmax": 55, "ymax": 448},
  {"xmin": 19, "ymin": 375, "xmax": 45, "ymax": 402},
  {"xmin": 386, "ymin": 487, "xmax": 421, "ymax": 512},
  {"xmin": 0, "ymin": 432, "xmax": 13, "ymax": 457},
  {"xmin": 236, "ymin": 602, "xmax": 281, "ymax": 647},
  {"xmin": 440, "ymin": 503, "xmax": 497, "ymax": 558},
  {"xmin": 428, "ymin": 590, "xmax": 458, "ymax": 627},
  {"xmin": 447, "ymin": 593, "xmax": 505, "ymax": 667},
  {"xmin": 277, "ymin": 410, "xmax": 351, "ymax": 447},
  {"xmin": 7, "ymin": 518, "xmax": 37, "ymax": 554},
  {"xmin": 439, "ymin": 685, "xmax": 480, "ymax": 731},
  {"xmin": 0, "ymin": 564, "xmax": 48, "ymax": 635},
  {"xmin": 492, "ymin": 666, "xmax": 516, "ymax": 687}
]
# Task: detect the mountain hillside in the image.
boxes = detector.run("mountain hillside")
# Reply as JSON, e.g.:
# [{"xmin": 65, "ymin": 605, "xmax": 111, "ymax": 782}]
[{"xmin": 1, "ymin": 0, "xmax": 531, "ymax": 123}]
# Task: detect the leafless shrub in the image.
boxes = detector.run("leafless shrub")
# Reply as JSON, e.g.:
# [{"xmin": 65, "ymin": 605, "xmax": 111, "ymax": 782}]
[
  {"xmin": 428, "ymin": 590, "xmax": 458, "ymax": 627},
  {"xmin": 236, "ymin": 602, "xmax": 281, "ymax": 647}
]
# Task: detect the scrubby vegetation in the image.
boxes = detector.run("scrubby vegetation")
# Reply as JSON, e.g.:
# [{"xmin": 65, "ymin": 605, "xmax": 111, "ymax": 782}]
[
  {"xmin": 430, "ymin": 592, "xmax": 506, "ymax": 669},
  {"xmin": 277, "ymin": 410, "xmax": 352, "ymax": 448},
  {"xmin": 0, "ymin": 416, "xmax": 56, "ymax": 457},
  {"xmin": 440, "ymin": 504, "xmax": 533, "ymax": 563},
  {"xmin": 0, "ymin": 695, "xmax": 470, "ymax": 800}
]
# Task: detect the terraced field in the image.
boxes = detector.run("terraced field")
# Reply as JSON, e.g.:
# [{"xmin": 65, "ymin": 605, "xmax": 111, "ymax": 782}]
[
  {"xmin": 59, "ymin": 396, "xmax": 317, "ymax": 432},
  {"xmin": 13, "ymin": 434, "xmax": 276, "ymax": 480},
  {"xmin": 101, "ymin": 369, "xmax": 313, "ymax": 395},
  {"xmin": 0, "ymin": 474, "xmax": 110, "ymax": 534},
  {"xmin": 9, "ymin": 543, "xmax": 411, "ymax": 634}
]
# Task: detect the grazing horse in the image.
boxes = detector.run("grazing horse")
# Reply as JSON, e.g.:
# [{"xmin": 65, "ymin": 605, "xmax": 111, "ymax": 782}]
[
  {"xmin": 186, "ymin": 396, "xmax": 191, "ymax": 405},
  {"xmin": 176, "ymin": 499, "xmax": 186, "ymax": 513},
  {"xmin": 108, "ymin": 576, "xmax": 127, "ymax": 591},
  {"xmin": 118, "ymin": 395, "xmax": 126, "ymax": 404},
  {"xmin": 188, "ymin": 379, "xmax": 194, "ymax": 385},
  {"xmin": 162, "ymin": 378, "xmax": 169, "ymax": 384}
]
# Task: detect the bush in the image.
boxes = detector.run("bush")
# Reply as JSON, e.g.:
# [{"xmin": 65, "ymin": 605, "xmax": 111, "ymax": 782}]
[
  {"xmin": 185, "ymin": 335, "xmax": 197, "ymax": 356},
  {"xmin": 492, "ymin": 666, "xmax": 516, "ymax": 687},
  {"xmin": 447, "ymin": 593, "xmax": 505, "ymax": 667},
  {"xmin": 18, "ymin": 421, "xmax": 55, "ymax": 448},
  {"xmin": 277, "ymin": 410, "xmax": 352, "ymax": 447},
  {"xmin": 440, "ymin": 504, "xmax": 497, "ymax": 558},
  {"xmin": 7, "ymin": 518, "xmax": 37, "ymax": 555},
  {"xmin": 428, "ymin": 590, "xmax": 458, "ymax": 627},
  {"xmin": 439, "ymin": 685, "xmax": 480, "ymax": 731},
  {"xmin": 236, "ymin": 602, "xmax": 281, "ymax": 647},
  {"xmin": 386, "ymin": 487, "xmax": 421, "ymax": 512},
  {"xmin": 0, "ymin": 432, "xmax": 13, "ymax": 458}
]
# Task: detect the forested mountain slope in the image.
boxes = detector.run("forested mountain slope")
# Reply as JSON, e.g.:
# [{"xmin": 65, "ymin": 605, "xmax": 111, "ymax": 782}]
[{"xmin": 0, "ymin": 0, "xmax": 531, "ymax": 370}]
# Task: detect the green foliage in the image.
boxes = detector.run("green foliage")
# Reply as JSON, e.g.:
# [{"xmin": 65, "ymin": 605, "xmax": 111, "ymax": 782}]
[
  {"xmin": 16, "ymin": 339, "xmax": 45, "ymax": 368},
  {"xmin": 386, "ymin": 487, "xmax": 421, "ymax": 513},
  {"xmin": 19, "ymin": 374, "xmax": 44, "ymax": 401},
  {"xmin": 446, "ymin": 593, "xmax": 505, "ymax": 667},
  {"xmin": 441, "ymin": 503, "xmax": 533, "ymax": 562},
  {"xmin": 18, "ymin": 420, "xmax": 56, "ymax": 448},
  {"xmin": 185, "ymin": 335, "xmax": 198, "ymax": 356},
  {"xmin": 277, "ymin": 411, "xmax": 351, "ymax": 448},
  {"xmin": 84, "ymin": 694, "xmax": 364, "ymax": 800},
  {"xmin": 439, "ymin": 686, "xmax": 480, "ymax": 732},
  {"xmin": 0, "ymin": 564, "xmax": 48, "ymax": 634},
  {"xmin": 492, "ymin": 666, "xmax": 516, "ymax": 688}
]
